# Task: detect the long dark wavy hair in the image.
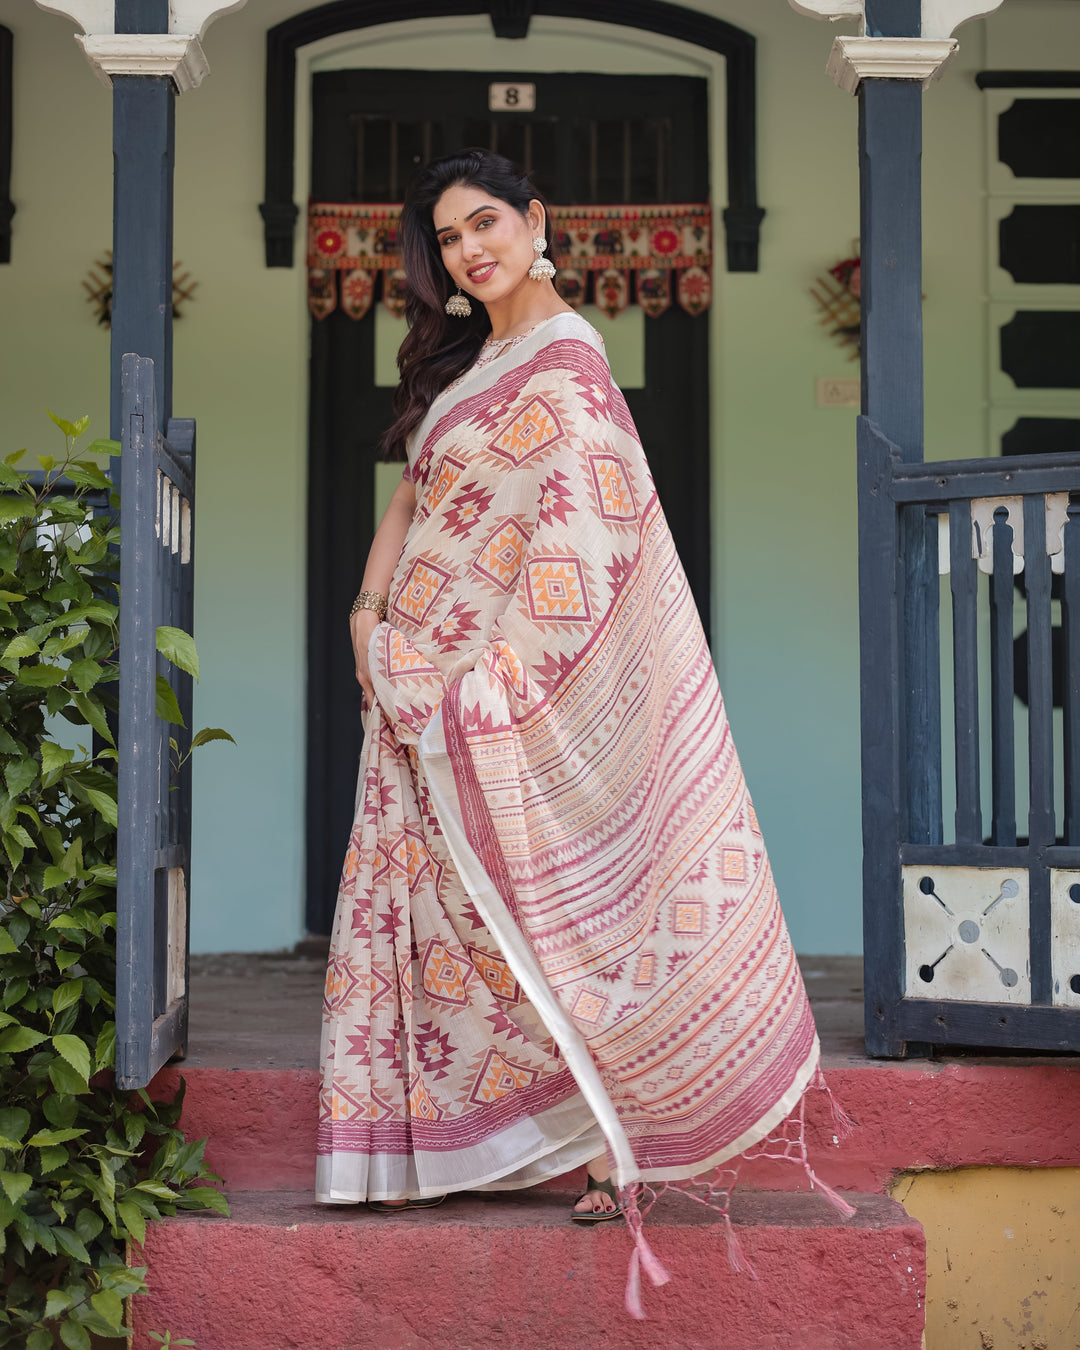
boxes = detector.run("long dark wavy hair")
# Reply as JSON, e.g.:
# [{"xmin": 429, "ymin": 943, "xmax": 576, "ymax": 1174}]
[{"xmin": 379, "ymin": 149, "xmax": 555, "ymax": 461}]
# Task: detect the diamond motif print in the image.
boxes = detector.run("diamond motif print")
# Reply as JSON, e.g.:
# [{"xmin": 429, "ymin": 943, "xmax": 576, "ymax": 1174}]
[
  {"xmin": 633, "ymin": 953, "xmax": 656, "ymax": 986},
  {"xmin": 673, "ymin": 901, "xmax": 704, "ymax": 935},
  {"xmin": 526, "ymin": 556, "xmax": 592, "ymax": 623},
  {"xmin": 468, "ymin": 945, "xmax": 520, "ymax": 1002},
  {"xmin": 489, "ymin": 397, "xmax": 564, "ymax": 466},
  {"xmin": 722, "ymin": 849, "xmax": 746, "ymax": 881},
  {"xmin": 588, "ymin": 453, "xmax": 638, "ymax": 522},
  {"xmin": 392, "ymin": 558, "xmax": 453, "ymax": 627},
  {"xmin": 473, "ymin": 518, "xmax": 529, "ymax": 593},
  {"xmin": 468, "ymin": 1048, "xmax": 539, "ymax": 1105},
  {"xmin": 571, "ymin": 988, "xmax": 609, "ymax": 1024},
  {"xmin": 425, "ymin": 454, "xmax": 466, "ymax": 513},
  {"xmin": 420, "ymin": 939, "xmax": 472, "ymax": 1006}
]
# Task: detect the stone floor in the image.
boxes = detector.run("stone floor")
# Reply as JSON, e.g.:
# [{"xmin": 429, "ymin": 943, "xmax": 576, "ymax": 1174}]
[{"xmin": 182, "ymin": 950, "xmax": 869, "ymax": 1071}]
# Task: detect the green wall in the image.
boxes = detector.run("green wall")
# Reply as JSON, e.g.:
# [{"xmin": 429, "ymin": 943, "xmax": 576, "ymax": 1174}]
[{"xmin": 0, "ymin": 1, "xmax": 1066, "ymax": 954}]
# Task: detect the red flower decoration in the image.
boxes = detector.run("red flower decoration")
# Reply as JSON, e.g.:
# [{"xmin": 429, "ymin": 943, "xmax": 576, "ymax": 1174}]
[
  {"xmin": 652, "ymin": 228, "xmax": 679, "ymax": 255},
  {"xmin": 316, "ymin": 229, "xmax": 344, "ymax": 256}
]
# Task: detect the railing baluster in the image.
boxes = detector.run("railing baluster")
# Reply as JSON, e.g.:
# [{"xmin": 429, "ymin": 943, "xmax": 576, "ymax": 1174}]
[
  {"xmin": 1063, "ymin": 498, "xmax": 1080, "ymax": 844},
  {"xmin": 1025, "ymin": 494, "xmax": 1055, "ymax": 848},
  {"xmin": 904, "ymin": 505, "xmax": 942, "ymax": 844},
  {"xmin": 989, "ymin": 505, "xmax": 1016, "ymax": 845},
  {"xmin": 950, "ymin": 498, "xmax": 982, "ymax": 843}
]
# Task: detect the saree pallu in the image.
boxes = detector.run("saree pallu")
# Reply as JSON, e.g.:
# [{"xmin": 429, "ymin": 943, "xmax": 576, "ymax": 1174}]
[{"xmin": 317, "ymin": 312, "xmax": 820, "ymax": 1212}]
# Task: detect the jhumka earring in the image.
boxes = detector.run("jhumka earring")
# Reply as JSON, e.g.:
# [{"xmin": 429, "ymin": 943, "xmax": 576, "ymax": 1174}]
[
  {"xmin": 528, "ymin": 237, "xmax": 556, "ymax": 281},
  {"xmin": 445, "ymin": 286, "xmax": 472, "ymax": 317}
]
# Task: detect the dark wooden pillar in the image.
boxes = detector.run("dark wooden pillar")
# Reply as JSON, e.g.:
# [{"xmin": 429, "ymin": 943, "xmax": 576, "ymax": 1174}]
[
  {"xmin": 856, "ymin": 3, "xmax": 937, "ymax": 1056},
  {"xmin": 109, "ymin": 0, "xmax": 174, "ymax": 441}
]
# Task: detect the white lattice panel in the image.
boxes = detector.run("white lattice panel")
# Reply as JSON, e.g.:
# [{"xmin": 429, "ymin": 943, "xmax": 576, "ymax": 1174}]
[
  {"xmin": 1050, "ymin": 871, "xmax": 1080, "ymax": 1008},
  {"xmin": 903, "ymin": 866, "xmax": 1030, "ymax": 1003}
]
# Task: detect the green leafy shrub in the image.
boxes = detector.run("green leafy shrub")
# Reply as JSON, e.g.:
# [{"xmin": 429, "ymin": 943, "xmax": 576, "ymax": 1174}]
[{"xmin": 0, "ymin": 415, "xmax": 229, "ymax": 1348}]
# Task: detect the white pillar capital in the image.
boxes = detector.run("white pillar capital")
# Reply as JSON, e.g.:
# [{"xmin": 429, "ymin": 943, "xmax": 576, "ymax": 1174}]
[
  {"xmin": 787, "ymin": 0, "xmax": 1006, "ymax": 39},
  {"xmin": 826, "ymin": 35, "xmax": 959, "ymax": 94},
  {"xmin": 76, "ymin": 32, "xmax": 209, "ymax": 91},
  {"xmin": 33, "ymin": 1, "xmax": 247, "ymax": 39}
]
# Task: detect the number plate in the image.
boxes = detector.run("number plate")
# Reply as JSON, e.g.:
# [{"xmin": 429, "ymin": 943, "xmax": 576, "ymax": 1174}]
[{"xmin": 489, "ymin": 82, "xmax": 536, "ymax": 112}]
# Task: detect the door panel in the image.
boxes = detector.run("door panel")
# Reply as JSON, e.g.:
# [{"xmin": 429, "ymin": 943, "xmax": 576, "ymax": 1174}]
[{"xmin": 307, "ymin": 70, "xmax": 711, "ymax": 934}]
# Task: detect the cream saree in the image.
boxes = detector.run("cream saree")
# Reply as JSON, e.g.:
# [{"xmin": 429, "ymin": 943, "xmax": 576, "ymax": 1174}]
[{"xmin": 317, "ymin": 312, "xmax": 821, "ymax": 1226}]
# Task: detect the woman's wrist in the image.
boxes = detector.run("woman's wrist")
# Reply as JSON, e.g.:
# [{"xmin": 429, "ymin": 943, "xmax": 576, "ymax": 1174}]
[{"xmin": 349, "ymin": 589, "xmax": 388, "ymax": 622}]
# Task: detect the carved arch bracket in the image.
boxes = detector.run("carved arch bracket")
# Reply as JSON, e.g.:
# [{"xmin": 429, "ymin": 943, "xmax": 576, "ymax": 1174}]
[
  {"xmin": 33, "ymin": 1, "xmax": 247, "ymax": 37},
  {"xmin": 787, "ymin": 0, "xmax": 1005, "ymax": 39},
  {"xmin": 262, "ymin": 0, "xmax": 765, "ymax": 273}
]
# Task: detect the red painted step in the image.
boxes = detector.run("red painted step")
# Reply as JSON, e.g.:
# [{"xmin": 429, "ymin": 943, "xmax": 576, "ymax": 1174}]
[{"xmin": 130, "ymin": 1188, "xmax": 924, "ymax": 1350}]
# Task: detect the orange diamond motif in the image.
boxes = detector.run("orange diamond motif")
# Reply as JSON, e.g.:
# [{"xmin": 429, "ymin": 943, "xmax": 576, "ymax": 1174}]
[
  {"xmin": 571, "ymin": 988, "xmax": 609, "ymax": 1024},
  {"xmin": 420, "ymin": 939, "xmax": 471, "ymax": 1006},
  {"xmin": 425, "ymin": 454, "xmax": 466, "ymax": 513},
  {"xmin": 408, "ymin": 1077, "xmax": 443, "ymax": 1122},
  {"xmin": 474, "ymin": 518, "xmax": 528, "ymax": 592},
  {"xmin": 673, "ymin": 901, "xmax": 704, "ymax": 935},
  {"xmin": 526, "ymin": 556, "xmax": 592, "ymax": 622},
  {"xmin": 722, "ymin": 849, "xmax": 746, "ymax": 881},
  {"xmin": 388, "ymin": 828, "xmax": 431, "ymax": 886},
  {"xmin": 588, "ymin": 453, "xmax": 637, "ymax": 522},
  {"xmin": 489, "ymin": 397, "xmax": 564, "ymax": 466},
  {"xmin": 391, "ymin": 557, "xmax": 452, "ymax": 626},
  {"xmin": 468, "ymin": 946, "xmax": 519, "ymax": 1002},
  {"xmin": 468, "ymin": 1048, "xmax": 539, "ymax": 1104}
]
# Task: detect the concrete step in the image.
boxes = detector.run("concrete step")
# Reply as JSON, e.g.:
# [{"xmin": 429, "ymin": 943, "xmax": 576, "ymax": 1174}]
[
  {"xmin": 130, "ymin": 1188, "xmax": 924, "ymax": 1350},
  {"xmin": 152, "ymin": 1056, "xmax": 1080, "ymax": 1196}
]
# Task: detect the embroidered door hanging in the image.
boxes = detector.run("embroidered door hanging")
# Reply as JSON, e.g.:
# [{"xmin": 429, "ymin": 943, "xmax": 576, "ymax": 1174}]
[{"xmin": 307, "ymin": 202, "xmax": 712, "ymax": 321}]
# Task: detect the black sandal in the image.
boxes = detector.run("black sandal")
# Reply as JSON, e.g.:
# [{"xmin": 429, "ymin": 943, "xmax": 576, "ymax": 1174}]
[
  {"xmin": 570, "ymin": 1173, "xmax": 623, "ymax": 1223},
  {"xmin": 369, "ymin": 1194, "xmax": 447, "ymax": 1213}
]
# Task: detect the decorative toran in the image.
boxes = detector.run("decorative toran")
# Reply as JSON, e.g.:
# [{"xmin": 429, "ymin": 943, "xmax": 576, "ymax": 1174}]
[{"xmin": 307, "ymin": 201, "xmax": 713, "ymax": 321}]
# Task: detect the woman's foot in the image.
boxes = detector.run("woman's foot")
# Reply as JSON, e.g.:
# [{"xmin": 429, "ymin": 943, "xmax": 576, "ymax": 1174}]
[
  {"xmin": 369, "ymin": 1194, "xmax": 446, "ymax": 1213},
  {"xmin": 571, "ymin": 1157, "xmax": 622, "ymax": 1222}
]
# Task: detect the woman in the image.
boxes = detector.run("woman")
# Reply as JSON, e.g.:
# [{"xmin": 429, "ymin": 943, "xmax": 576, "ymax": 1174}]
[{"xmin": 317, "ymin": 150, "xmax": 839, "ymax": 1304}]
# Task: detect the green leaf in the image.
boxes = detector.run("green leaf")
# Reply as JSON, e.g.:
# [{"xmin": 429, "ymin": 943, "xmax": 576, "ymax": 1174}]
[
  {"xmin": 190, "ymin": 726, "xmax": 236, "ymax": 750},
  {"xmin": 37, "ymin": 454, "xmax": 56, "ymax": 472},
  {"xmin": 47, "ymin": 410, "xmax": 78, "ymax": 437},
  {"xmin": 53, "ymin": 980, "xmax": 85, "ymax": 1014},
  {"xmin": 72, "ymin": 414, "xmax": 90, "ymax": 438},
  {"xmin": 133, "ymin": 1180, "xmax": 181, "ymax": 1201},
  {"xmin": 95, "ymin": 1021, "xmax": 116, "ymax": 1071},
  {"xmin": 181, "ymin": 1185, "xmax": 230, "ymax": 1216},
  {"xmin": 67, "ymin": 658, "xmax": 104, "ymax": 692},
  {"xmin": 75, "ymin": 1206, "xmax": 104, "ymax": 1243},
  {"xmin": 59, "ymin": 1319, "xmax": 92, "ymax": 1350},
  {"xmin": 90, "ymin": 1287, "xmax": 125, "ymax": 1327},
  {"xmin": 43, "ymin": 1094, "xmax": 78, "ymax": 1129},
  {"xmin": 49, "ymin": 1056, "xmax": 90, "ymax": 1096},
  {"xmin": 28, "ymin": 1126, "xmax": 85, "ymax": 1146},
  {"xmin": 51, "ymin": 1226, "xmax": 91, "ymax": 1263},
  {"xmin": 83, "ymin": 787, "xmax": 118, "ymax": 828},
  {"xmin": 155, "ymin": 675, "xmax": 185, "ymax": 727},
  {"xmin": 18, "ymin": 663, "xmax": 65, "ymax": 687},
  {"xmin": 85, "ymin": 437, "xmax": 120, "ymax": 457},
  {"xmin": 52, "ymin": 1034, "xmax": 91, "ymax": 1083},
  {"xmin": 72, "ymin": 692, "xmax": 114, "ymax": 746},
  {"xmin": 0, "ymin": 1026, "xmax": 49, "ymax": 1053},
  {"xmin": 38, "ymin": 1145, "xmax": 70, "ymax": 1174},
  {"xmin": 28, "ymin": 1330, "xmax": 53, "ymax": 1350},
  {"xmin": 0, "ymin": 1107, "xmax": 31, "ymax": 1143},
  {"xmin": 45, "ymin": 1288, "xmax": 73, "ymax": 1318},
  {"xmin": 4, "ymin": 757, "xmax": 38, "ymax": 798},
  {"xmin": 2, "ymin": 634, "xmax": 39, "ymax": 662},
  {"xmin": 156, "ymin": 626, "xmax": 200, "ymax": 680},
  {"xmin": 41, "ymin": 742, "xmax": 76, "ymax": 779},
  {"xmin": 0, "ymin": 496, "xmax": 34, "ymax": 523},
  {"xmin": 42, "ymin": 865, "xmax": 70, "ymax": 891},
  {"xmin": 0, "ymin": 1170, "xmax": 32, "ymax": 1205},
  {"xmin": 7, "ymin": 910, "xmax": 29, "ymax": 947},
  {"xmin": 0, "ymin": 927, "xmax": 16, "ymax": 955},
  {"xmin": 116, "ymin": 1199, "xmax": 146, "ymax": 1246}
]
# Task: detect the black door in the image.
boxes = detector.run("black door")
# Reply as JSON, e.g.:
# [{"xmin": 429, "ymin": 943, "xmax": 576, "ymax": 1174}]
[{"xmin": 307, "ymin": 69, "xmax": 711, "ymax": 935}]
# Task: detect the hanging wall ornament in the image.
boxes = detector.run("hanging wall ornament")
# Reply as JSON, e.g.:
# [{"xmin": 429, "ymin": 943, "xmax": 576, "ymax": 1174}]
[
  {"xmin": 555, "ymin": 268, "xmax": 586, "ymax": 310},
  {"xmin": 596, "ymin": 267, "xmax": 629, "ymax": 319},
  {"xmin": 382, "ymin": 268, "xmax": 408, "ymax": 318},
  {"xmin": 308, "ymin": 268, "xmax": 337, "ymax": 320},
  {"xmin": 340, "ymin": 268, "xmax": 375, "ymax": 321},
  {"xmin": 636, "ymin": 268, "xmax": 672, "ymax": 318},
  {"xmin": 677, "ymin": 265, "xmax": 712, "ymax": 317}
]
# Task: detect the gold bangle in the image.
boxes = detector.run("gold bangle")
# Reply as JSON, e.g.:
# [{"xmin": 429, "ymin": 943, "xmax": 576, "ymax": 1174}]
[{"xmin": 350, "ymin": 589, "xmax": 387, "ymax": 622}]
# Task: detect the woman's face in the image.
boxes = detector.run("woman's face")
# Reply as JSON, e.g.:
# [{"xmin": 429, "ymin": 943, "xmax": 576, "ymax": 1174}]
[{"xmin": 433, "ymin": 183, "xmax": 544, "ymax": 309}]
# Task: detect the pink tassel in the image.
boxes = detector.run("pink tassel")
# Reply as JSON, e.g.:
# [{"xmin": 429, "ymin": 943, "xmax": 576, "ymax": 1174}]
[
  {"xmin": 722, "ymin": 1213, "xmax": 758, "ymax": 1281},
  {"xmin": 635, "ymin": 1228, "xmax": 672, "ymax": 1288},
  {"xmin": 805, "ymin": 1166, "xmax": 857, "ymax": 1220},
  {"xmin": 625, "ymin": 1247, "xmax": 645, "ymax": 1320},
  {"xmin": 816, "ymin": 1070, "xmax": 857, "ymax": 1142}
]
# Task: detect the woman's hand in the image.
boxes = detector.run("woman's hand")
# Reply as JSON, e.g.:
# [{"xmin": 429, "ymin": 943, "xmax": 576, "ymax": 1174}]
[{"xmin": 350, "ymin": 608, "xmax": 381, "ymax": 710}]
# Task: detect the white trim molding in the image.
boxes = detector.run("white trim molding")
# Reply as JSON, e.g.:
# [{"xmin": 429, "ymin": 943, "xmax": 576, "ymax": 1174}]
[
  {"xmin": 76, "ymin": 33, "xmax": 210, "ymax": 92},
  {"xmin": 788, "ymin": 0, "xmax": 863, "ymax": 20},
  {"xmin": 826, "ymin": 36, "xmax": 959, "ymax": 94}
]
